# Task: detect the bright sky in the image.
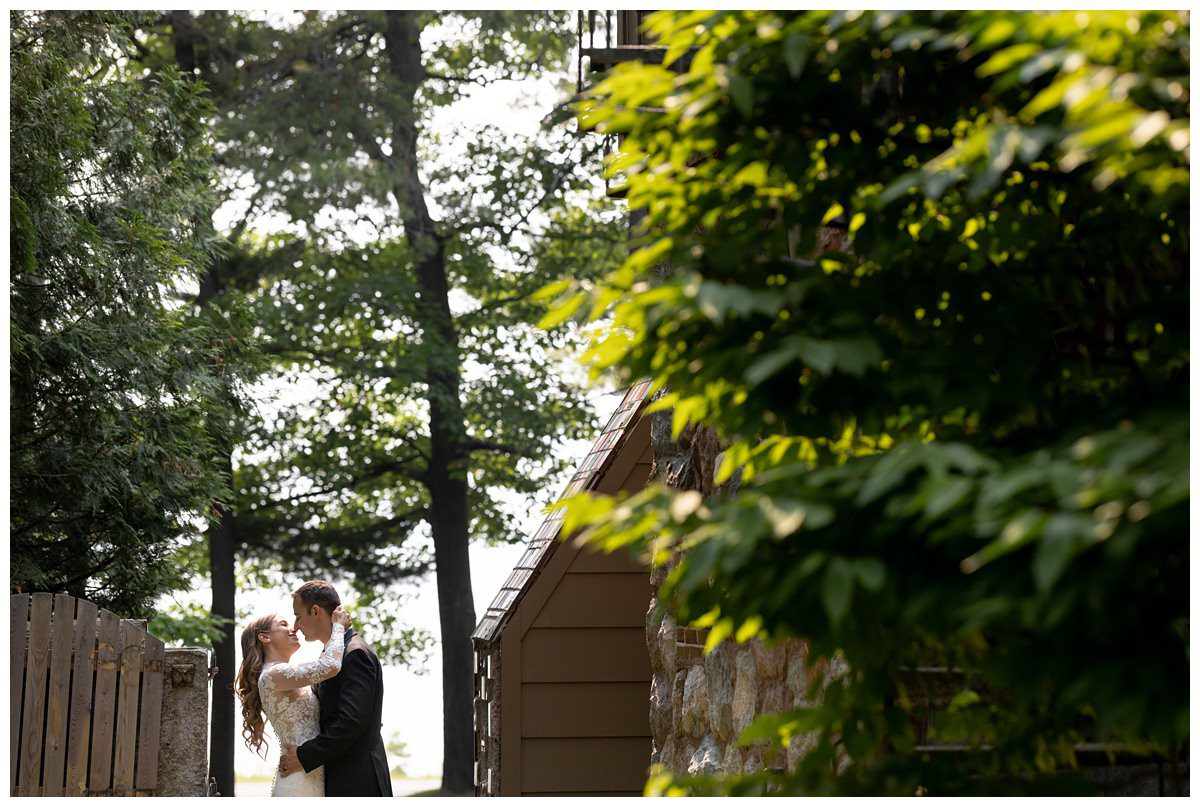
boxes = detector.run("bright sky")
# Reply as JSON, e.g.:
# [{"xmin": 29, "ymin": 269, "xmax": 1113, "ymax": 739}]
[{"xmin": 165, "ymin": 41, "xmax": 621, "ymax": 782}]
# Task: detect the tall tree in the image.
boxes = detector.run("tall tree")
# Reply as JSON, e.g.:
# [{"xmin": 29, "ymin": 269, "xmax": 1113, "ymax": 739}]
[
  {"xmin": 160, "ymin": 13, "xmax": 242, "ymax": 792},
  {"xmin": 121, "ymin": 14, "xmax": 294, "ymax": 792},
  {"xmin": 139, "ymin": 10, "xmax": 621, "ymax": 792},
  {"xmin": 561, "ymin": 10, "xmax": 1188, "ymax": 795},
  {"xmin": 10, "ymin": 12, "xmax": 253, "ymax": 614}
]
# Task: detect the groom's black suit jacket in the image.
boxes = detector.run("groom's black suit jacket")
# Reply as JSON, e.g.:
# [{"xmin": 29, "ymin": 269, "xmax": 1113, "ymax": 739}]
[{"xmin": 296, "ymin": 627, "xmax": 392, "ymax": 796}]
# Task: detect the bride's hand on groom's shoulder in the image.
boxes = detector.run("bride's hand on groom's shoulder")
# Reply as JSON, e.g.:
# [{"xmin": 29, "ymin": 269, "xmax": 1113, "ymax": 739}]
[{"xmin": 332, "ymin": 605, "xmax": 351, "ymax": 629}]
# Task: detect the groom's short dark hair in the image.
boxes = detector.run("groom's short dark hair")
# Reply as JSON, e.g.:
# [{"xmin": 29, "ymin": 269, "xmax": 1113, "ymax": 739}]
[{"xmin": 294, "ymin": 580, "xmax": 340, "ymax": 616}]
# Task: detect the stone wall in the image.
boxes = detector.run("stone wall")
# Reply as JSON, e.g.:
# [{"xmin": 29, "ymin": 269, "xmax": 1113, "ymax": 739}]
[
  {"xmin": 645, "ymin": 398, "xmax": 838, "ymax": 779},
  {"xmin": 648, "ymin": 591, "xmax": 850, "ymax": 779}
]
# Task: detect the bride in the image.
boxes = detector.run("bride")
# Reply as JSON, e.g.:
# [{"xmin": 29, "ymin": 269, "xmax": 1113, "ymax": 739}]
[{"xmin": 234, "ymin": 605, "xmax": 352, "ymax": 796}]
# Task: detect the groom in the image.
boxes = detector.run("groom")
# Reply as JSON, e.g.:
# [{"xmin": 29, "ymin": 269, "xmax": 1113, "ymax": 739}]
[{"xmin": 277, "ymin": 580, "xmax": 393, "ymax": 796}]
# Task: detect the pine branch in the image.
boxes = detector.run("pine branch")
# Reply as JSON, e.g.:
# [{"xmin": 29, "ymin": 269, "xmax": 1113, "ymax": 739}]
[
  {"xmin": 277, "ymin": 507, "xmax": 431, "ymax": 552},
  {"xmin": 253, "ymin": 453, "xmax": 431, "ymax": 513},
  {"xmin": 457, "ymin": 439, "xmax": 532, "ymax": 459},
  {"xmin": 261, "ymin": 343, "xmax": 421, "ymax": 384},
  {"xmin": 422, "ymin": 70, "xmax": 488, "ymax": 87}
]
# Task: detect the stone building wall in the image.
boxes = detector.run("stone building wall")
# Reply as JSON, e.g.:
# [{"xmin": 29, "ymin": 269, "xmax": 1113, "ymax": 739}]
[
  {"xmin": 649, "ymin": 607, "xmax": 830, "ymax": 777},
  {"xmin": 643, "ymin": 223, "xmax": 857, "ymax": 780},
  {"xmin": 644, "ymin": 399, "xmax": 843, "ymax": 779}
]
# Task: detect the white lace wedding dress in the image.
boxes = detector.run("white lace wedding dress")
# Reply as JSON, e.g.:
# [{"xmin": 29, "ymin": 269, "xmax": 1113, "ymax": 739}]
[{"xmin": 259, "ymin": 623, "xmax": 346, "ymax": 797}]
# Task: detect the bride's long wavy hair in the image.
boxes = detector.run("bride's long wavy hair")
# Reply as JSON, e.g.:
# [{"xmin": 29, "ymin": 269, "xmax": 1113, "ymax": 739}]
[{"xmin": 234, "ymin": 613, "xmax": 277, "ymax": 759}]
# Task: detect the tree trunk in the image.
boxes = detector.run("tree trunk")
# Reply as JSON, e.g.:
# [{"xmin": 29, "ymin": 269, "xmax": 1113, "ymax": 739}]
[
  {"xmin": 171, "ymin": 13, "xmax": 239, "ymax": 795},
  {"xmin": 383, "ymin": 11, "xmax": 476, "ymax": 793},
  {"xmin": 427, "ymin": 437, "xmax": 477, "ymax": 794},
  {"xmin": 208, "ymin": 497, "xmax": 238, "ymax": 797},
  {"xmin": 168, "ymin": 14, "xmax": 245, "ymax": 795},
  {"xmin": 198, "ymin": 262, "xmax": 237, "ymax": 799}
]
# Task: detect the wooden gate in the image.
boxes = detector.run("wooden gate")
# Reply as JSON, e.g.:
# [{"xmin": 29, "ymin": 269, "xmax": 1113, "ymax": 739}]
[{"xmin": 10, "ymin": 593, "xmax": 165, "ymax": 796}]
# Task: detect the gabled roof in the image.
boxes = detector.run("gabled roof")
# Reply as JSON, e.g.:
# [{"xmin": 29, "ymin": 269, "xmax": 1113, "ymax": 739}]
[{"xmin": 472, "ymin": 379, "xmax": 654, "ymax": 644}]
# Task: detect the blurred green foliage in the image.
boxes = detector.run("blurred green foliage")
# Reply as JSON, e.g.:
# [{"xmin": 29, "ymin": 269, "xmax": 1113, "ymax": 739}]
[
  {"xmin": 552, "ymin": 10, "xmax": 1188, "ymax": 795},
  {"xmin": 149, "ymin": 600, "xmax": 236, "ymax": 648},
  {"xmin": 179, "ymin": 10, "xmax": 624, "ymax": 587},
  {"xmin": 386, "ymin": 733, "xmax": 411, "ymax": 778}
]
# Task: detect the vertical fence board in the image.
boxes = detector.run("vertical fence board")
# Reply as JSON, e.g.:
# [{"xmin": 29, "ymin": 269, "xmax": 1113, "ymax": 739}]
[
  {"xmin": 88, "ymin": 610, "xmax": 121, "ymax": 794},
  {"xmin": 111, "ymin": 620, "xmax": 141, "ymax": 795},
  {"xmin": 10, "ymin": 593, "xmax": 30, "ymax": 796},
  {"xmin": 19, "ymin": 593, "xmax": 53, "ymax": 796},
  {"xmin": 135, "ymin": 634, "xmax": 164, "ymax": 795},
  {"xmin": 14, "ymin": 595, "xmax": 166, "ymax": 798},
  {"xmin": 41, "ymin": 595, "xmax": 75, "ymax": 796},
  {"xmin": 65, "ymin": 598, "xmax": 97, "ymax": 797}
]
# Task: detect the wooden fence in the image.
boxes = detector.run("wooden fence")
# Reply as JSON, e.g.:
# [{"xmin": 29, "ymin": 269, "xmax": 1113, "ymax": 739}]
[{"xmin": 10, "ymin": 593, "xmax": 165, "ymax": 796}]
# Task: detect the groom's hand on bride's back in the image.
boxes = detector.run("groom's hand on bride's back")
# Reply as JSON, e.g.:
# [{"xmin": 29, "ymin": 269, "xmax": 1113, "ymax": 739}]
[{"xmin": 332, "ymin": 606, "xmax": 351, "ymax": 630}]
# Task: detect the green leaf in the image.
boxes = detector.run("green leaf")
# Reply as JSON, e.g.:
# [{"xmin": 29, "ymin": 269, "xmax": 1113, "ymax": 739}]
[
  {"xmin": 948, "ymin": 688, "xmax": 982, "ymax": 711},
  {"xmin": 977, "ymin": 42, "xmax": 1042, "ymax": 77},
  {"xmin": 758, "ymin": 496, "xmax": 808, "ymax": 537},
  {"xmin": 729, "ymin": 71, "xmax": 754, "ymax": 116},
  {"xmin": 852, "ymin": 557, "xmax": 886, "ymax": 592},
  {"xmin": 960, "ymin": 509, "xmax": 1048, "ymax": 574},
  {"xmin": 796, "ymin": 338, "xmax": 837, "ymax": 374},
  {"xmin": 745, "ymin": 346, "xmax": 798, "ymax": 385},
  {"xmin": 537, "ymin": 290, "xmax": 588, "ymax": 329},
  {"xmin": 705, "ymin": 616, "xmax": 736, "ymax": 653},
  {"xmin": 732, "ymin": 161, "xmax": 769, "ymax": 188},
  {"xmin": 1031, "ymin": 512, "xmax": 1092, "ymax": 592},
  {"xmin": 858, "ymin": 444, "xmax": 923, "ymax": 504},
  {"xmin": 737, "ymin": 707, "xmax": 824, "ymax": 746},
  {"xmin": 821, "ymin": 558, "xmax": 855, "ymax": 627},
  {"xmin": 735, "ymin": 615, "xmax": 764, "ymax": 642},
  {"xmin": 974, "ymin": 17, "xmax": 1017, "ymax": 49},
  {"xmin": 924, "ymin": 476, "xmax": 973, "ymax": 520},
  {"xmin": 783, "ymin": 32, "xmax": 811, "ymax": 77},
  {"xmin": 821, "ymin": 202, "xmax": 845, "ymax": 225},
  {"xmin": 532, "ymin": 278, "xmax": 571, "ymax": 302}
]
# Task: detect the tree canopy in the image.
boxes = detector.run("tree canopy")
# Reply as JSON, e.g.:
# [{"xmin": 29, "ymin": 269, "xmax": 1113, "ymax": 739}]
[
  {"xmin": 124, "ymin": 10, "xmax": 623, "ymax": 793},
  {"xmin": 150, "ymin": 10, "xmax": 622, "ymax": 615},
  {"xmin": 10, "ymin": 11, "xmax": 256, "ymax": 615},
  {"xmin": 558, "ymin": 10, "xmax": 1188, "ymax": 795}
]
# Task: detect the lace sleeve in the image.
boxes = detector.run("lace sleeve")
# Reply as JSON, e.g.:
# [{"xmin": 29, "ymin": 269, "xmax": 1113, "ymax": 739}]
[{"xmin": 261, "ymin": 624, "xmax": 346, "ymax": 692}]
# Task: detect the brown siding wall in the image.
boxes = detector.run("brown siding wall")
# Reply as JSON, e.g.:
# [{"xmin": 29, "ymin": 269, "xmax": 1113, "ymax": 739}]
[
  {"xmin": 503, "ymin": 416, "xmax": 655, "ymax": 796},
  {"xmin": 531, "ymin": 573, "xmax": 649, "ymax": 628},
  {"xmin": 521, "ymin": 627, "xmax": 650, "ymax": 683},
  {"xmin": 518, "ymin": 565, "xmax": 653, "ymax": 795},
  {"xmin": 521, "ymin": 682, "xmax": 651, "ymax": 737},
  {"xmin": 521, "ymin": 738, "xmax": 651, "ymax": 793}
]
